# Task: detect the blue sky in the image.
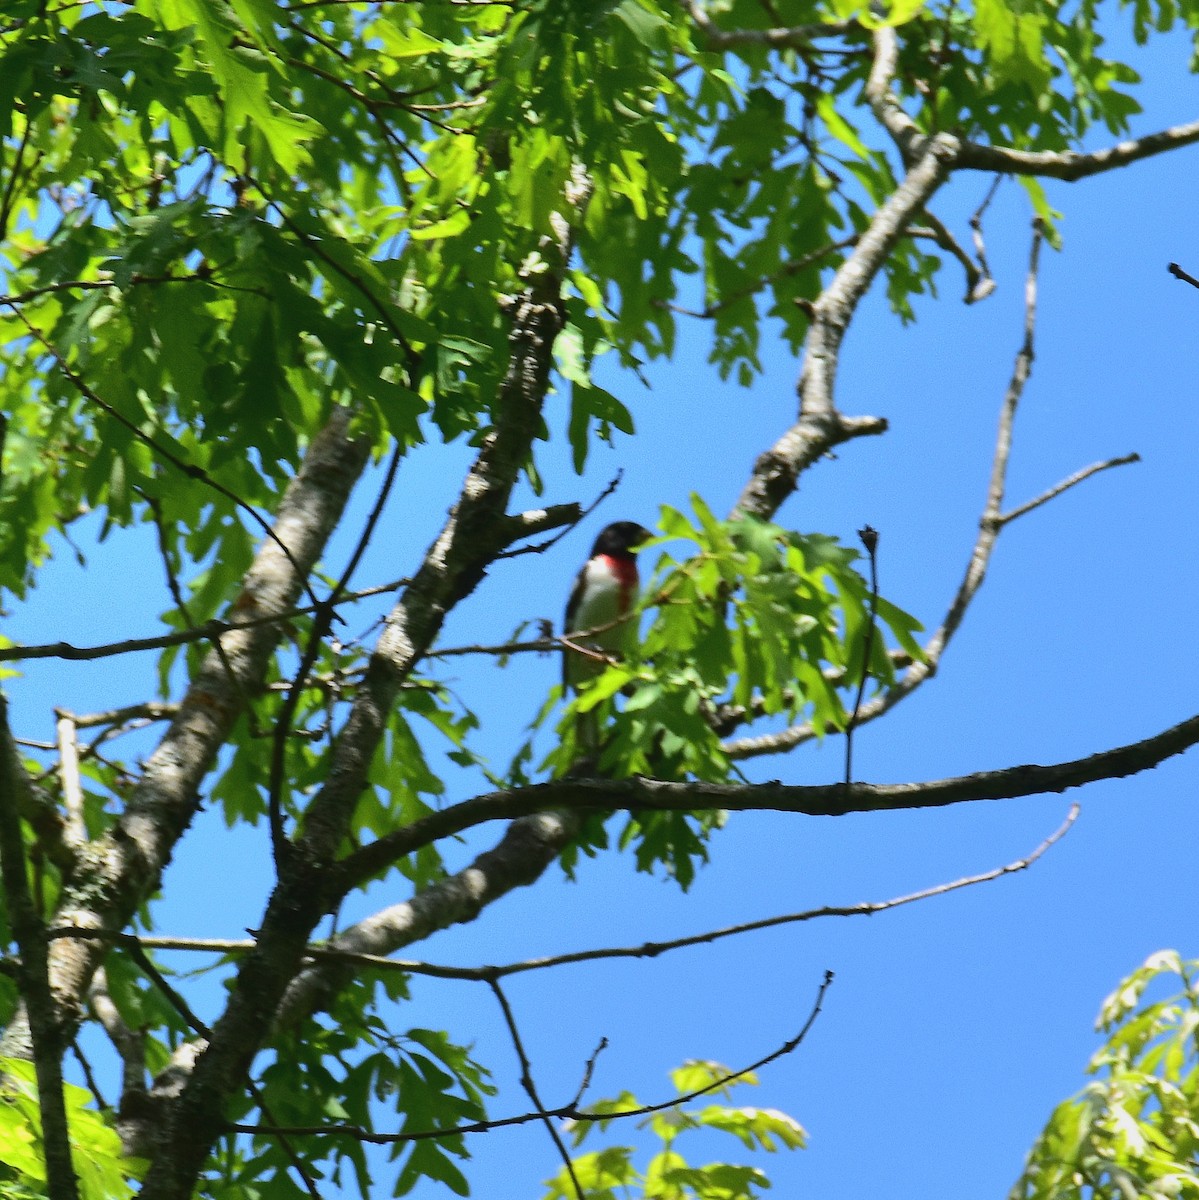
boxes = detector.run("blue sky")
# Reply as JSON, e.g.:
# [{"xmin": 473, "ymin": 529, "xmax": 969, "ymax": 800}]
[{"xmin": 7, "ymin": 11, "xmax": 1199, "ymax": 1199}]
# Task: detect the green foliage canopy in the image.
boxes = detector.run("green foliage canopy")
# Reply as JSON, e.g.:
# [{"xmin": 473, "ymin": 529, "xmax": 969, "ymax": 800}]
[{"xmin": 0, "ymin": 0, "xmax": 1197, "ymax": 1197}]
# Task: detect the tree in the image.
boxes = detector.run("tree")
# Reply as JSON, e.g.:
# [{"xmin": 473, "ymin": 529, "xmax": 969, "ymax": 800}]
[{"xmin": 0, "ymin": 0, "xmax": 1197, "ymax": 1197}]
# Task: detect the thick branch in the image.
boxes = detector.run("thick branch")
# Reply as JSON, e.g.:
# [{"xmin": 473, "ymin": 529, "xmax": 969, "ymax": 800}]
[
  {"xmin": 734, "ymin": 134, "xmax": 958, "ymax": 520},
  {"xmin": 0, "ymin": 409, "xmax": 371, "ymax": 1061},
  {"xmin": 726, "ymin": 220, "xmax": 1043, "ymax": 758},
  {"xmin": 864, "ymin": 26, "xmax": 922, "ymax": 159},
  {"xmin": 138, "ymin": 182, "xmax": 589, "ymax": 1198},
  {"xmin": 0, "ymin": 700, "xmax": 80, "ymax": 1199},
  {"xmin": 686, "ymin": 1, "xmax": 852, "ymax": 49},
  {"xmin": 275, "ymin": 810, "xmax": 582, "ymax": 1027},
  {"xmin": 333, "ymin": 711, "xmax": 1199, "ymax": 887},
  {"xmin": 957, "ymin": 118, "xmax": 1199, "ymax": 179}
]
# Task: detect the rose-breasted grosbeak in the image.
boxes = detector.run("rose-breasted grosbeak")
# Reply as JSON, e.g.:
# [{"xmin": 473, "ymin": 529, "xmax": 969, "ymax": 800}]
[{"xmin": 562, "ymin": 521, "xmax": 652, "ymax": 697}]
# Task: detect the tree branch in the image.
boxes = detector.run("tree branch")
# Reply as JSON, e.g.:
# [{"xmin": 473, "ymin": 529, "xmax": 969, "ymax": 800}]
[
  {"xmin": 1168, "ymin": 261, "xmax": 1199, "ymax": 290},
  {"xmin": 135, "ymin": 173, "xmax": 592, "ymax": 1199},
  {"xmin": 917, "ymin": 207, "xmax": 996, "ymax": 303},
  {"xmin": 335, "ymin": 711, "xmax": 1199, "ymax": 882},
  {"xmin": 0, "ymin": 577, "xmax": 410, "ymax": 665},
  {"xmin": 957, "ymin": 118, "xmax": 1199, "ymax": 179},
  {"xmin": 82, "ymin": 801, "xmax": 1075, "ymax": 985},
  {"xmin": 489, "ymin": 978, "xmax": 583, "ymax": 1200},
  {"xmin": 864, "ymin": 25, "xmax": 922, "ymax": 159},
  {"xmin": 0, "ymin": 409, "xmax": 371, "ymax": 1063},
  {"xmin": 0, "ymin": 698, "xmax": 80, "ymax": 1200},
  {"xmin": 53, "ymin": 709, "xmax": 86, "ymax": 848},
  {"xmin": 734, "ymin": 134, "xmax": 958, "ymax": 520},
  {"xmin": 231, "ymin": 970, "xmax": 832, "ymax": 1146},
  {"xmin": 687, "ymin": 1, "xmax": 852, "ymax": 50},
  {"xmin": 275, "ymin": 810, "xmax": 583, "ymax": 1028},
  {"xmin": 725, "ymin": 218, "xmax": 1046, "ymax": 758},
  {"xmin": 998, "ymin": 453, "xmax": 1141, "ymax": 526}
]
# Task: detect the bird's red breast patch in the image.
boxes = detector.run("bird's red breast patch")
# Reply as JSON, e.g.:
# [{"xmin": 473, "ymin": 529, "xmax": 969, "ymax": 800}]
[{"xmin": 598, "ymin": 553, "xmax": 638, "ymax": 614}]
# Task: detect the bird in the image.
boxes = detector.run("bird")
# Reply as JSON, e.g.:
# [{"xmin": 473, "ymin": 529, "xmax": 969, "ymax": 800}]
[{"xmin": 562, "ymin": 521, "xmax": 652, "ymax": 697}]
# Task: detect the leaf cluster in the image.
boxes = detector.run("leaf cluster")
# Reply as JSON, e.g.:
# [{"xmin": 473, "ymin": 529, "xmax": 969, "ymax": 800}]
[
  {"xmin": 545, "ymin": 498, "xmax": 922, "ymax": 886},
  {"xmin": 1012, "ymin": 951, "xmax": 1199, "ymax": 1200},
  {"xmin": 0, "ymin": 1058, "xmax": 143, "ymax": 1200},
  {"xmin": 543, "ymin": 1060, "xmax": 805, "ymax": 1200}
]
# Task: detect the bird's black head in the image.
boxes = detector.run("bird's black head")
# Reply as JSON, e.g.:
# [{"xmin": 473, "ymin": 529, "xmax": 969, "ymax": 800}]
[{"xmin": 591, "ymin": 521, "xmax": 652, "ymax": 558}]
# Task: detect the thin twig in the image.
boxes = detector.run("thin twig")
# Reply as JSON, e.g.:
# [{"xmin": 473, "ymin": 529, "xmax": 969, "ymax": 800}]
[
  {"xmin": 54, "ymin": 710, "xmax": 86, "ymax": 846},
  {"xmin": 969, "ymin": 175, "xmax": 1003, "ymax": 287},
  {"xmin": 844, "ymin": 525, "xmax": 879, "ymax": 787},
  {"xmin": 0, "ymin": 269, "xmax": 267, "ymax": 309},
  {"xmin": 1167, "ymin": 261, "xmax": 1199, "ymax": 290},
  {"xmin": 46, "ymin": 805, "xmax": 1079, "ymax": 980},
  {"xmin": 228, "ymin": 972, "xmax": 834, "ymax": 1145},
  {"xmin": 999, "ymin": 454, "xmax": 1141, "ymax": 526},
  {"xmin": 0, "ymin": 577, "xmax": 410, "ymax": 664},
  {"xmin": 489, "ymin": 979, "xmax": 583, "ymax": 1200},
  {"xmin": 569, "ymin": 1038, "xmax": 609, "ymax": 1109},
  {"xmin": 268, "ymin": 438, "xmax": 403, "ymax": 866},
  {"xmin": 918, "ymin": 209, "xmax": 995, "ymax": 303}
]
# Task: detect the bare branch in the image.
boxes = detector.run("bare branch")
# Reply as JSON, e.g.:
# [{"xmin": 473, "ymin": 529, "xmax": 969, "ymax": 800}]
[
  {"xmin": 569, "ymin": 1038, "xmax": 609, "ymax": 1109},
  {"xmin": 489, "ymin": 978, "xmax": 583, "ymax": 1200},
  {"xmin": 0, "ymin": 698, "xmax": 80, "ymax": 1199},
  {"xmin": 69, "ymin": 702, "xmax": 180, "ymax": 732},
  {"xmin": 495, "ymin": 475, "xmax": 623, "ymax": 561},
  {"xmin": 0, "ymin": 577, "xmax": 409, "ymax": 665},
  {"xmin": 969, "ymin": 175, "xmax": 1004, "ymax": 288},
  {"xmin": 957, "ymin": 117, "xmax": 1199, "ymax": 179},
  {"xmin": 1168, "ymin": 261, "xmax": 1199, "ymax": 290},
  {"xmin": 0, "ymin": 410, "xmax": 372, "ymax": 1063},
  {"xmin": 88, "ymin": 966, "xmax": 146, "ymax": 1103},
  {"xmin": 725, "ymin": 218, "xmax": 1046, "ymax": 759},
  {"xmin": 917, "ymin": 208, "xmax": 996, "ymax": 303},
  {"xmin": 268, "ymin": 436, "xmax": 403, "ymax": 867},
  {"xmin": 54, "ymin": 710, "xmax": 86, "ymax": 847},
  {"xmin": 87, "ymin": 802, "xmax": 1077, "ymax": 983},
  {"xmin": 337, "ymin": 711, "xmax": 1199, "ymax": 885},
  {"xmin": 231, "ymin": 971, "xmax": 832, "ymax": 1145},
  {"xmin": 687, "ymin": 1, "xmax": 852, "ymax": 49},
  {"xmin": 865, "ymin": 25, "xmax": 922, "ymax": 158},
  {"xmin": 276, "ymin": 810, "xmax": 582, "ymax": 1028},
  {"xmin": 999, "ymin": 453, "xmax": 1141, "ymax": 526},
  {"xmin": 495, "ymin": 504, "xmax": 588, "ymax": 557},
  {"xmin": 734, "ymin": 134, "xmax": 959, "ymax": 520}
]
